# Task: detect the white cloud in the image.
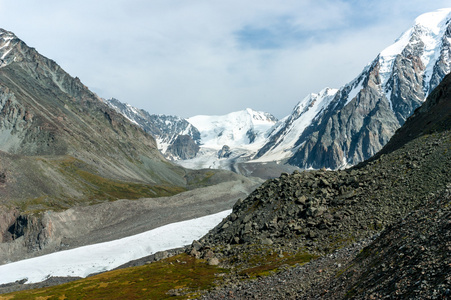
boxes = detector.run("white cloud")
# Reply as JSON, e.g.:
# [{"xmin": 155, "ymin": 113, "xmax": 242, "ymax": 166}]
[{"xmin": 0, "ymin": 1, "xmax": 450, "ymax": 118}]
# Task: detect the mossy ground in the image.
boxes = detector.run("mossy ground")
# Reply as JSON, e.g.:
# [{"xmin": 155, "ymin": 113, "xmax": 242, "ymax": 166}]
[
  {"xmin": 12, "ymin": 156, "xmax": 187, "ymax": 212},
  {"xmin": 238, "ymin": 250, "xmax": 318, "ymax": 279},
  {"xmin": 215, "ymin": 244, "xmax": 319, "ymax": 279},
  {"xmin": 0, "ymin": 254, "xmax": 229, "ymax": 300}
]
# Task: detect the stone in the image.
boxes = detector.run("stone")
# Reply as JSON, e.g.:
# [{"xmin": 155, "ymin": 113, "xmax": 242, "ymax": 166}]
[
  {"xmin": 154, "ymin": 251, "xmax": 169, "ymax": 261},
  {"xmin": 208, "ymin": 257, "xmax": 220, "ymax": 266},
  {"xmin": 261, "ymin": 238, "xmax": 273, "ymax": 245},
  {"xmin": 296, "ymin": 195, "xmax": 307, "ymax": 205},
  {"xmin": 192, "ymin": 240, "xmax": 203, "ymax": 251},
  {"xmin": 202, "ymin": 250, "xmax": 215, "ymax": 259}
]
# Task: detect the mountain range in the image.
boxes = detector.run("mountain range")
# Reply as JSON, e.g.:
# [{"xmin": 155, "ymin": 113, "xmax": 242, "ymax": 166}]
[
  {"xmin": 109, "ymin": 8, "xmax": 451, "ymax": 173},
  {"xmin": 0, "ymin": 7, "xmax": 450, "ymax": 299},
  {"xmin": 3, "ymin": 32, "xmax": 449, "ymax": 299}
]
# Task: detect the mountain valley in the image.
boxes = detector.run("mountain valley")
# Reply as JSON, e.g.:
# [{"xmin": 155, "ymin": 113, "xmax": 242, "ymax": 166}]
[
  {"xmin": 0, "ymin": 28, "xmax": 262, "ymax": 269},
  {"xmin": 2, "ymin": 37, "xmax": 449, "ymax": 300},
  {"xmin": 0, "ymin": 8, "xmax": 450, "ymax": 300}
]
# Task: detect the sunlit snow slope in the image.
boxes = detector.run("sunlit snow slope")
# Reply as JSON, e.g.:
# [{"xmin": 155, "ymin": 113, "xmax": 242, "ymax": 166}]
[{"xmin": 176, "ymin": 108, "xmax": 277, "ymax": 169}]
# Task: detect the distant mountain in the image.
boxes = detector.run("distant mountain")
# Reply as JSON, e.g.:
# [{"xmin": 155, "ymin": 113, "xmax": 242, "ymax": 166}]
[
  {"xmin": 110, "ymin": 9, "xmax": 451, "ymax": 173},
  {"xmin": 106, "ymin": 98, "xmax": 201, "ymax": 159},
  {"xmin": 107, "ymin": 100, "xmax": 282, "ymax": 173},
  {"xmin": 255, "ymin": 8, "xmax": 451, "ymax": 169},
  {"xmin": 179, "ymin": 108, "xmax": 277, "ymax": 169}
]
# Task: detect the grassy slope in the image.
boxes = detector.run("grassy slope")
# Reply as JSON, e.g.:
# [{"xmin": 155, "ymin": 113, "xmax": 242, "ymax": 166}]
[
  {"xmin": 0, "ymin": 250, "xmax": 320, "ymax": 299},
  {"xmin": 1, "ymin": 254, "xmax": 228, "ymax": 300}
]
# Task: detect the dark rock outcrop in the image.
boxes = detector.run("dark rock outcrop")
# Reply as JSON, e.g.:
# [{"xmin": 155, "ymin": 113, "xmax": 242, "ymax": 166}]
[
  {"xmin": 218, "ymin": 145, "xmax": 232, "ymax": 159},
  {"xmin": 166, "ymin": 135, "xmax": 200, "ymax": 160}
]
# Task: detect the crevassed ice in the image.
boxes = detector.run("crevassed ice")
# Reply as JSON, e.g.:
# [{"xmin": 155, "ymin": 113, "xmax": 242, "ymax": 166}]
[{"xmin": 187, "ymin": 109, "xmax": 276, "ymax": 150}]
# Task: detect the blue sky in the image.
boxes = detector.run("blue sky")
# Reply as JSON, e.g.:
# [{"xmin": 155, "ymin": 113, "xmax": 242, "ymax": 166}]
[{"xmin": 0, "ymin": 1, "xmax": 450, "ymax": 118}]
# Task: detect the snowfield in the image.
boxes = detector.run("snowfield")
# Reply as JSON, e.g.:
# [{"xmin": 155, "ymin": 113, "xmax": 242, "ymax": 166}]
[
  {"xmin": 0, "ymin": 210, "xmax": 231, "ymax": 285},
  {"xmin": 187, "ymin": 108, "xmax": 276, "ymax": 150}
]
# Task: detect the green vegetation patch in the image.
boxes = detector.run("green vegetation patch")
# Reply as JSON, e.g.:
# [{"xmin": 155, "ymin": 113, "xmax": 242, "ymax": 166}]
[
  {"xmin": 56, "ymin": 157, "xmax": 186, "ymax": 202},
  {"xmin": 11, "ymin": 156, "xmax": 187, "ymax": 212},
  {"xmin": 74, "ymin": 168, "xmax": 186, "ymax": 200},
  {"xmin": 1, "ymin": 254, "xmax": 229, "ymax": 300},
  {"xmin": 185, "ymin": 170, "xmax": 216, "ymax": 188},
  {"xmin": 238, "ymin": 250, "xmax": 318, "ymax": 279}
]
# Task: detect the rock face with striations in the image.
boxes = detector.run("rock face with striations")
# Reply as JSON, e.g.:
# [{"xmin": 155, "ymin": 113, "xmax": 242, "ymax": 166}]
[{"xmin": 166, "ymin": 135, "xmax": 200, "ymax": 160}]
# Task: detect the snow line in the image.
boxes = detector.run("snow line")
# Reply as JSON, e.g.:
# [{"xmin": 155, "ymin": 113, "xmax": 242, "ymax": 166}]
[{"xmin": 0, "ymin": 209, "xmax": 232, "ymax": 285}]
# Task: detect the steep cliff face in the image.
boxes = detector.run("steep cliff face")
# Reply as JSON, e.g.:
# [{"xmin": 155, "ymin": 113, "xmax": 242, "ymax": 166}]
[
  {"xmin": 256, "ymin": 9, "xmax": 451, "ymax": 169},
  {"xmin": 166, "ymin": 135, "xmax": 200, "ymax": 160},
  {"xmin": 254, "ymin": 88, "xmax": 338, "ymax": 163},
  {"xmin": 0, "ymin": 29, "xmax": 161, "ymax": 168}
]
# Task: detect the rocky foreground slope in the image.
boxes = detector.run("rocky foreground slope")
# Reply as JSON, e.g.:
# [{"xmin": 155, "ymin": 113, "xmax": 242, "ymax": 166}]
[{"xmin": 195, "ymin": 72, "xmax": 451, "ymax": 298}]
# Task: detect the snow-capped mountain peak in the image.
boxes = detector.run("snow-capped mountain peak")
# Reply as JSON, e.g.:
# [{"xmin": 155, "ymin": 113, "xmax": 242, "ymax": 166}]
[
  {"xmin": 253, "ymin": 87, "xmax": 338, "ymax": 163},
  {"xmin": 187, "ymin": 108, "xmax": 277, "ymax": 150},
  {"xmin": 255, "ymin": 8, "xmax": 451, "ymax": 170},
  {"xmin": 0, "ymin": 29, "xmax": 19, "ymax": 66},
  {"xmin": 414, "ymin": 8, "xmax": 451, "ymax": 34},
  {"xmin": 107, "ymin": 9, "xmax": 451, "ymax": 174},
  {"xmin": 379, "ymin": 8, "xmax": 451, "ymax": 92}
]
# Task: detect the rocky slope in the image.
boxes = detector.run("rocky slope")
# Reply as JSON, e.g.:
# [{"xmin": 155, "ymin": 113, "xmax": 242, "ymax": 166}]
[
  {"xmin": 0, "ymin": 28, "xmax": 191, "ymax": 205},
  {"xmin": 308, "ymin": 186, "xmax": 451, "ymax": 299},
  {"xmin": 195, "ymin": 72, "xmax": 451, "ymax": 298}
]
